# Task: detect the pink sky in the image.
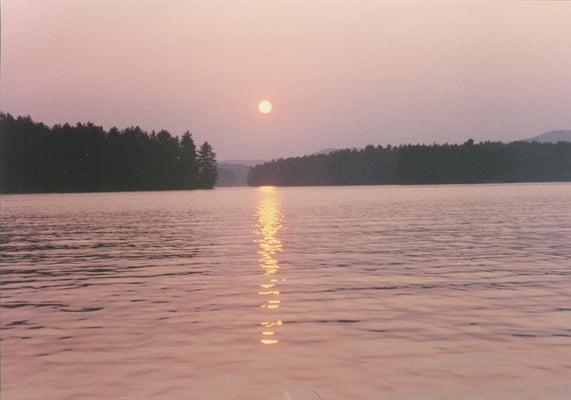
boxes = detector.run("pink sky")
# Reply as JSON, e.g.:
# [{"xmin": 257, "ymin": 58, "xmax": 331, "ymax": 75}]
[{"xmin": 2, "ymin": 1, "xmax": 570, "ymax": 159}]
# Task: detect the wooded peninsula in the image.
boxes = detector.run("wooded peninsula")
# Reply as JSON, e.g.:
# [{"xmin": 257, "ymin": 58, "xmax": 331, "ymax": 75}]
[
  {"xmin": 0, "ymin": 113, "xmax": 217, "ymax": 193},
  {"xmin": 248, "ymin": 140, "xmax": 571, "ymax": 186}
]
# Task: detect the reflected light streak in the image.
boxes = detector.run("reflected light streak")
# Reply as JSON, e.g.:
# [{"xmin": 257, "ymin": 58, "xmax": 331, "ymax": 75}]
[{"xmin": 256, "ymin": 186, "xmax": 284, "ymax": 345}]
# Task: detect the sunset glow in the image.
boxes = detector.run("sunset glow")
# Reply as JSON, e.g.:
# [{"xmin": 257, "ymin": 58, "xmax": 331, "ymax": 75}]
[
  {"xmin": 1, "ymin": 1, "xmax": 570, "ymax": 399},
  {"xmin": 2, "ymin": 2, "xmax": 570, "ymax": 159}
]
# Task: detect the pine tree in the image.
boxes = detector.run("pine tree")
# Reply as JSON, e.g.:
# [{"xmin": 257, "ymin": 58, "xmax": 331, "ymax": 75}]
[
  {"xmin": 179, "ymin": 131, "xmax": 198, "ymax": 188},
  {"xmin": 197, "ymin": 141, "xmax": 218, "ymax": 189}
]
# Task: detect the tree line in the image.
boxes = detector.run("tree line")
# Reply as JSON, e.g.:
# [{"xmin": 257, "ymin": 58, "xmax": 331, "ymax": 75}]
[
  {"xmin": 0, "ymin": 113, "xmax": 217, "ymax": 193},
  {"xmin": 248, "ymin": 139, "xmax": 571, "ymax": 186}
]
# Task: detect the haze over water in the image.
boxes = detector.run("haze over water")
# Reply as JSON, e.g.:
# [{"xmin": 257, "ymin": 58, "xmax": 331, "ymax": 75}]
[{"xmin": 1, "ymin": 184, "xmax": 571, "ymax": 399}]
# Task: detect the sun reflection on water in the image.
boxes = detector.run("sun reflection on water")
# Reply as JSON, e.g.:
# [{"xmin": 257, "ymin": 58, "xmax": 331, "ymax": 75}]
[{"xmin": 256, "ymin": 186, "xmax": 284, "ymax": 345}]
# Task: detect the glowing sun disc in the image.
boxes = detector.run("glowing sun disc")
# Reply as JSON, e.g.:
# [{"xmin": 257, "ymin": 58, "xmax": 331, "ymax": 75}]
[{"xmin": 258, "ymin": 100, "xmax": 272, "ymax": 114}]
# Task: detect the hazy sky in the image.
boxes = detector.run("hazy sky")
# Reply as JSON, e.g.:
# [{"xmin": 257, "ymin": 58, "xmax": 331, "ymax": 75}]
[{"xmin": 2, "ymin": 1, "xmax": 570, "ymax": 160}]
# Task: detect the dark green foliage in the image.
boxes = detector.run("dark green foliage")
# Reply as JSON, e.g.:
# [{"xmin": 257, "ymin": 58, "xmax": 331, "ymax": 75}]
[
  {"xmin": 180, "ymin": 131, "xmax": 198, "ymax": 188},
  {"xmin": 0, "ymin": 113, "xmax": 217, "ymax": 193},
  {"xmin": 248, "ymin": 139, "xmax": 571, "ymax": 186},
  {"xmin": 197, "ymin": 142, "xmax": 218, "ymax": 189}
]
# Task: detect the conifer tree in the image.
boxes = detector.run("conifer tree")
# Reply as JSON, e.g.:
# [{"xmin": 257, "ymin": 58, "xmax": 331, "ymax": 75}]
[
  {"xmin": 197, "ymin": 141, "xmax": 218, "ymax": 189},
  {"xmin": 179, "ymin": 131, "xmax": 198, "ymax": 188}
]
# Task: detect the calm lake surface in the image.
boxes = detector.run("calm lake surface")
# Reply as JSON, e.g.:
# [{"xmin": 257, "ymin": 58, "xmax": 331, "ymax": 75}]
[{"xmin": 1, "ymin": 184, "xmax": 570, "ymax": 399}]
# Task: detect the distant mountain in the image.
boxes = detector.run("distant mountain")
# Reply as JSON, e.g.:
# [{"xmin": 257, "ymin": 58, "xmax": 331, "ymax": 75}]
[
  {"xmin": 217, "ymin": 160, "xmax": 267, "ymax": 186},
  {"xmin": 222, "ymin": 159, "xmax": 266, "ymax": 167},
  {"xmin": 217, "ymin": 163, "xmax": 250, "ymax": 186},
  {"xmin": 526, "ymin": 130, "xmax": 571, "ymax": 143}
]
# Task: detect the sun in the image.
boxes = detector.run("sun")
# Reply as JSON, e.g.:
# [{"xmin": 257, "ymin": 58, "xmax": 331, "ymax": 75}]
[{"xmin": 258, "ymin": 100, "xmax": 272, "ymax": 114}]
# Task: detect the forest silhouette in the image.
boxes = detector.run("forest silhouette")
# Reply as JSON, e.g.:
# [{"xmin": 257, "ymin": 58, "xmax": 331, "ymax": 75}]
[
  {"xmin": 0, "ymin": 113, "xmax": 217, "ymax": 193},
  {"xmin": 3, "ymin": 113, "xmax": 570, "ymax": 193},
  {"xmin": 248, "ymin": 140, "xmax": 571, "ymax": 186}
]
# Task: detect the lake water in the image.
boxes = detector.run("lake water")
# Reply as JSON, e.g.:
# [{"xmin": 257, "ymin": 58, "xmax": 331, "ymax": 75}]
[{"xmin": 1, "ymin": 184, "xmax": 570, "ymax": 399}]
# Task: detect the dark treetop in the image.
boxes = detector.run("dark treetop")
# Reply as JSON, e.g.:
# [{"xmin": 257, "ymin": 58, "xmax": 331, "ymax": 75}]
[
  {"xmin": 0, "ymin": 113, "xmax": 217, "ymax": 193},
  {"xmin": 248, "ymin": 140, "xmax": 571, "ymax": 186}
]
